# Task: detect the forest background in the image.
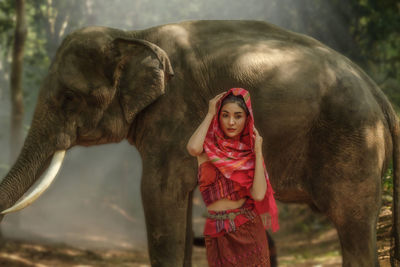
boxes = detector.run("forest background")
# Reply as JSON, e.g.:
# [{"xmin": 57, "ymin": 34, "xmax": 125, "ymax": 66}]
[{"xmin": 0, "ymin": 0, "xmax": 399, "ymax": 266}]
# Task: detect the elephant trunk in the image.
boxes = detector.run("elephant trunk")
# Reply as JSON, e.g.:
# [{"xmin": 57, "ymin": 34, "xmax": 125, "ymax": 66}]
[
  {"xmin": 1, "ymin": 151, "xmax": 65, "ymax": 214},
  {"xmin": 0, "ymin": 126, "xmax": 64, "ymax": 213}
]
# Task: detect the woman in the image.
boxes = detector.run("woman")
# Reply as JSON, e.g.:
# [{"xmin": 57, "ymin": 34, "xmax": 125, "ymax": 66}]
[{"xmin": 187, "ymin": 88, "xmax": 279, "ymax": 266}]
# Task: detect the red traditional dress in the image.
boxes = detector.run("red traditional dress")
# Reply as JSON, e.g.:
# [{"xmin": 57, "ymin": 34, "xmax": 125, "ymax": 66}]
[{"xmin": 198, "ymin": 88, "xmax": 279, "ymax": 267}]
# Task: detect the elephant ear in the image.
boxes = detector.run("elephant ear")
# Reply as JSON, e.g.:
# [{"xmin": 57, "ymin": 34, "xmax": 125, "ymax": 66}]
[{"xmin": 111, "ymin": 37, "xmax": 174, "ymax": 124}]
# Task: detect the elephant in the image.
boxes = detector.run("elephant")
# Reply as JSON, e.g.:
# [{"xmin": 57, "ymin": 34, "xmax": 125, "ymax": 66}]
[{"xmin": 0, "ymin": 20, "xmax": 399, "ymax": 266}]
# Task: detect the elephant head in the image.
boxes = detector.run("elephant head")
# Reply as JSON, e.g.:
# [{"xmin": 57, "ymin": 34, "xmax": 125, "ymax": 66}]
[{"xmin": 0, "ymin": 26, "xmax": 174, "ymax": 214}]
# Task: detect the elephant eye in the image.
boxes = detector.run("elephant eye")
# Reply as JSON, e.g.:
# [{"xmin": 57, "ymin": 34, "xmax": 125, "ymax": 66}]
[
  {"xmin": 63, "ymin": 90, "xmax": 76, "ymax": 102},
  {"xmin": 61, "ymin": 90, "xmax": 82, "ymax": 114}
]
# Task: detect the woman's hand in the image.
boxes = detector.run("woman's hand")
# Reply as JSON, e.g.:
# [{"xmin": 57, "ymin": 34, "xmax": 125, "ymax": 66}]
[
  {"xmin": 208, "ymin": 92, "xmax": 226, "ymax": 116},
  {"xmin": 254, "ymin": 127, "xmax": 263, "ymax": 156},
  {"xmin": 186, "ymin": 91, "xmax": 226, "ymax": 156}
]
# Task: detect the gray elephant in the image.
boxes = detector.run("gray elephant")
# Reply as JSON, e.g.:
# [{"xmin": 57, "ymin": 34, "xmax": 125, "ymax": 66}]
[{"xmin": 0, "ymin": 20, "xmax": 398, "ymax": 266}]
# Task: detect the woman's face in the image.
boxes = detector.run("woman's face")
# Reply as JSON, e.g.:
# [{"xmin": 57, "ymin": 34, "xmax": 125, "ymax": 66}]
[{"xmin": 219, "ymin": 102, "xmax": 247, "ymax": 139}]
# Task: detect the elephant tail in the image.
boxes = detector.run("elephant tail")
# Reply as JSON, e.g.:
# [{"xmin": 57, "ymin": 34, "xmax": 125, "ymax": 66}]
[
  {"xmin": 364, "ymin": 71, "xmax": 400, "ymax": 263},
  {"xmin": 373, "ymin": 79, "xmax": 400, "ymax": 264},
  {"xmin": 376, "ymin": 88, "xmax": 400, "ymax": 264},
  {"xmin": 391, "ymin": 107, "xmax": 400, "ymax": 264}
]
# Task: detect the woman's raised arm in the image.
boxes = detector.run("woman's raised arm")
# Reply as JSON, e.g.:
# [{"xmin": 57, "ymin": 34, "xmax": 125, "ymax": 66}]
[
  {"xmin": 250, "ymin": 127, "xmax": 267, "ymax": 201},
  {"xmin": 186, "ymin": 92, "xmax": 226, "ymax": 156}
]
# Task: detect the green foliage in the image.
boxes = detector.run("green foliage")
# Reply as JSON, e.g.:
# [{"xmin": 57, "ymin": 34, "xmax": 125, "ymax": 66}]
[
  {"xmin": 348, "ymin": 0, "xmax": 400, "ymax": 110},
  {"xmin": 382, "ymin": 161, "xmax": 393, "ymax": 204},
  {"xmin": 0, "ymin": 0, "xmax": 15, "ymax": 57}
]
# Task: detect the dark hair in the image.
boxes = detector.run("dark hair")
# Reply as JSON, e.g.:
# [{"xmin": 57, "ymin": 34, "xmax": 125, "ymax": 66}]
[{"xmin": 219, "ymin": 93, "xmax": 249, "ymax": 116}]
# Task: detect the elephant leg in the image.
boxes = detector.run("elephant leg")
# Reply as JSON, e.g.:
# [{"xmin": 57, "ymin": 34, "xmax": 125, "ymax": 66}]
[
  {"xmin": 141, "ymin": 162, "xmax": 195, "ymax": 267},
  {"xmin": 332, "ymin": 212, "xmax": 379, "ymax": 267},
  {"xmin": 184, "ymin": 189, "xmax": 194, "ymax": 266},
  {"xmin": 321, "ymin": 181, "xmax": 381, "ymax": 267},
  {"xmin": 308, "ymin": 123, "xmax": 386, "ymax": 266}
]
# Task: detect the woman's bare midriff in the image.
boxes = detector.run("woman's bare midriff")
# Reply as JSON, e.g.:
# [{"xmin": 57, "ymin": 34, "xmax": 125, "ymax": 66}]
[
  {"xmin": 207, "ymin": 198, "xmax": 246, "ymax": 211},
  {"xmin": 197, "ymin": 152, "xmax": 246, "ymax": 212}
]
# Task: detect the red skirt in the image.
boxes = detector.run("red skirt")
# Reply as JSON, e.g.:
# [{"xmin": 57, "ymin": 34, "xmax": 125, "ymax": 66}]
[{"xmin": 205, "ymin": 214, "xmax": 270, "ymax": 267}]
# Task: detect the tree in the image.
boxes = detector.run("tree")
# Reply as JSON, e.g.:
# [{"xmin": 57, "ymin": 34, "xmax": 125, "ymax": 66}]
[{"xmin": 10, "ymin": 0, "xmax": 27, "ymax": 162}]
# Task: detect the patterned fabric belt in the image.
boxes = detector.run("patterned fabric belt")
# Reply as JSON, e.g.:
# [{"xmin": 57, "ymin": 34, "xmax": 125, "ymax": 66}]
[
  {"xmin": 207, "ymin": 210, "xmax": 245, "ymax": 220},
  {"xmin": 206, "ymin": 205, "xmax": 257, "ymax": 233}
]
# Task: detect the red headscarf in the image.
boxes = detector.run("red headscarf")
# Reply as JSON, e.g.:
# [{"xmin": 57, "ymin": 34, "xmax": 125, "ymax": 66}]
[{"xmin": 203, "ymin": 88, "xmax": 279, "ymax": 232}]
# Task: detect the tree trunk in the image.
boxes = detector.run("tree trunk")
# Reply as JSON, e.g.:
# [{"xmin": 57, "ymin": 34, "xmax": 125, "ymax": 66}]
[{"xmin": 10, "ymin": 0, "xmax": 27, "ymax": 163}]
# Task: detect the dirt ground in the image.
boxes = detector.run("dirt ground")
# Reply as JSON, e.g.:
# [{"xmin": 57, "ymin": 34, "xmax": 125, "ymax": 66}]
[
  {"xmin": 0, "ymin": 237, "xmax": 340, "ymax": 267},
  {"xmin": 0, "ymin": 201, "xmax": 394, "ymax": 267}
]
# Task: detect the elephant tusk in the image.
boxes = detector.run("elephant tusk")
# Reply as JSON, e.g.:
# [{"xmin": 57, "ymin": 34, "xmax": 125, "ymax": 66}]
[{"xmin": 1, "ymin": 150, "xmax": 66, "ymax": 214}]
